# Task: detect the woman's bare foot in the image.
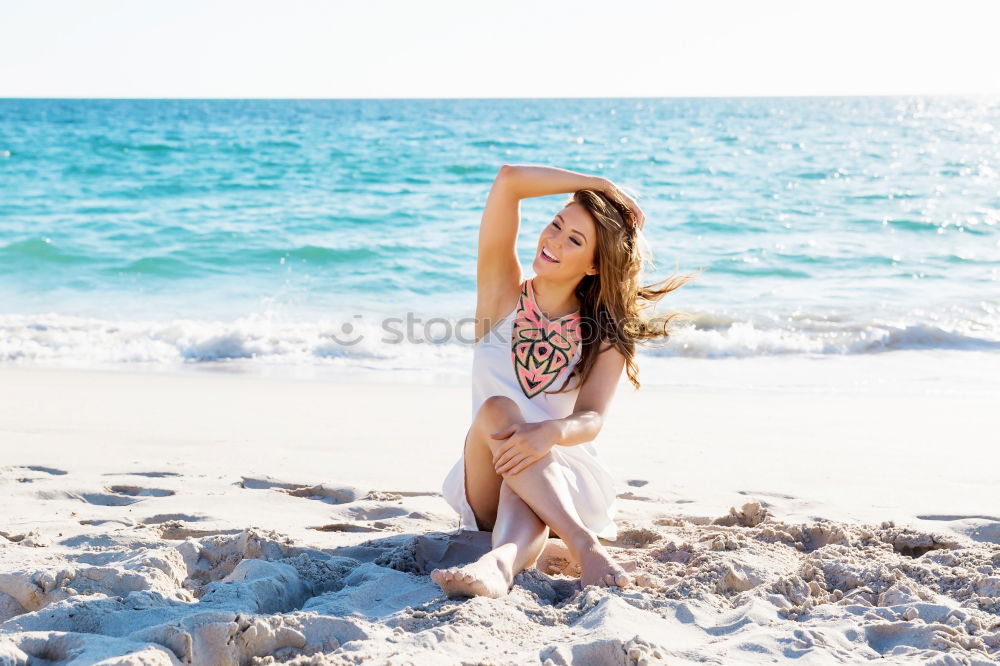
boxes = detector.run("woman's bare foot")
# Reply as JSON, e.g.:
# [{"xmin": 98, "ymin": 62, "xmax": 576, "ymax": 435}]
[
  {"xmin": 430, "ymin": 553, "xmax": 513, "ymax": 599},
  {"xmin": 575, "ymin": 538, "xmax": 630, "ymax": 589}
]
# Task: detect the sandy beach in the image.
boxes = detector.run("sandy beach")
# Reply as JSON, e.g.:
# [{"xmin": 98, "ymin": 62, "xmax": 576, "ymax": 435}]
[
  {"xmin": 4, "ymin": 1, "xmax": 1000, "ymax": 662},
  {"xmin": 1, "ymin": 365, "xmax": 997, "ymax": 664}
]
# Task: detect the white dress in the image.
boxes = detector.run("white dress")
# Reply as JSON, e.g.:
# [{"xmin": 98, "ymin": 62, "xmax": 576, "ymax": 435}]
[{"xmin": 441, "ymin": 276, "xmax": 619, "ymax": 541}]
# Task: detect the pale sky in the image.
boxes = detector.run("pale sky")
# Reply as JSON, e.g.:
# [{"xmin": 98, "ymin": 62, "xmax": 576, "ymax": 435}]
[{"xmin": 1, "ymin": 0, "xmax": 998, "ymax": 98}]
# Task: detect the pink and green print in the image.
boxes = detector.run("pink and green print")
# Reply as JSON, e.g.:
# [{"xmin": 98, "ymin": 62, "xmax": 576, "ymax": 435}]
[{"xmin": 511, "ymin": 280, "xmax": 582, "ymax": 398}]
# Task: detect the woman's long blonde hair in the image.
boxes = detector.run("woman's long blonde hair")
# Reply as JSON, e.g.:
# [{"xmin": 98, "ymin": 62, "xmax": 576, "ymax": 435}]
[{"xmin": 549, "ymin": 189, "xmax": 705, "ymax": 392}]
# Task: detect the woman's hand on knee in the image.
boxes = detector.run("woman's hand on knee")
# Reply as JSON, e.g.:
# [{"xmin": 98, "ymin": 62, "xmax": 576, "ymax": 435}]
[{"xmin": 490, "ymin": 421, "xmax": 560, "ymax": 476}]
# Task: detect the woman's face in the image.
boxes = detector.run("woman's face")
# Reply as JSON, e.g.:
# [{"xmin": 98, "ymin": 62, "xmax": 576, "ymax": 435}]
[{"xmin": 532, "ymin": 202, "xmax": 598, "ymax": 279}]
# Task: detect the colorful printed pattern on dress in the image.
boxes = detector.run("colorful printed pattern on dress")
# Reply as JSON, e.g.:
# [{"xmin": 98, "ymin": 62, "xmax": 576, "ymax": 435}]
[{"xmin": 511, "ymin": 280, "xmax": 582, "ymax": 398}]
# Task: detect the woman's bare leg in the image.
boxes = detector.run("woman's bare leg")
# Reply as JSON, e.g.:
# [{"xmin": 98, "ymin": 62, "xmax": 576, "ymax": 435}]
[
  {"xmin": 494, "ymin": 444, "xmax": 630, "ymax": 589},
  {"xmin": 492, "ymin": 480, "xmax": 551, "ymax": 571},
  {"xmin": 431, "ymin": 480, "xmax": 550, "ymax": 598},
  {"xmin": 432, "ymin": 396, "xmax": 550, "ymax": 598},
  {"xmin": 431, "ymin": 396, "xmax": 628, "ymax": 596}
]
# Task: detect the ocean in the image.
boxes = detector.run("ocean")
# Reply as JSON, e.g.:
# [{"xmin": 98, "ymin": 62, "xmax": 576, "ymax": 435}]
[{"xmin": 1, "ymin": 96, "xmax": 998, "ymax": 393}]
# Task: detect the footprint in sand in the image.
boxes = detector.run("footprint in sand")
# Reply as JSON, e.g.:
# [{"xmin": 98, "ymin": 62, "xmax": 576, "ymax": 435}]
[
  {"xmin": 917, "ymin": 514, "xmax": 1000, "ymax": 521},
  {"xmin": 103, "ymin": 471, "xmax": 181, "ymax": 478},
  {"xmin": 80, "ymin": 513, "xmax": 204, "ymax": 528},
  {"xmin": 107, "ymin": 485, "xmax": 175, "ymax": 497},
  {"xmin": 366, "ymin": 490, "xmax": 441, "ymax": 501},
  {"xmin": 23, "ymin": 465, "xmax": 67, "ymax": 476},
  {"xmin": 36, "ymin": 485, "xmax": 173, "ymax": 506},
  {"xmin": 142, "ymin": 513, "xmax": 207, "ymax": 524},
  {"xmin": 240, "ymin": 477, "xmax": 439, "ymax": 506},
  {"xmin": 240, "ymin": 476, "xmax": 363, "ymax": 504},
  {"xmin": 239, "ymin": 475, "xmax": 313, "ymax": 491},
  {"xmin": 78, "ymin": 491, "xmax": 146, "ymax": 506},
  {"xmin": 6, "ymin": 465, "xmax": 67, "ymax": 482},
  {"xmin": 346, "ymin": 505, "xmax": 409, "ymax": 520},
  {"xmin": 285, "ymin": 485, "xmax": 362, "ymax": 504},
  {"xmin": 311, "ymin": 523, "xmax": 385, "ymax": 533},
  {"xmin": 35, "ymin": 490, "xmax": 141, "ymax": 506}
]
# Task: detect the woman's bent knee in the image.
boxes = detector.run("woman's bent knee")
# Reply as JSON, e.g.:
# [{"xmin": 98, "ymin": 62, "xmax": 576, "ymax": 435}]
[
  {"xmin": 478, "ymin": 395, "xmax": 519, "ymax": 419},
  {"xmin": 474, "ymin": 396, "xmax": 523, "ymax": 436}
]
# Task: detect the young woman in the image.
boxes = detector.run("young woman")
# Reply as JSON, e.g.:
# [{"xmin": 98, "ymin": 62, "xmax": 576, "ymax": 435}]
[{"xmin": 433, "ymin": 164, "xmax": 698, "ymax": 599}]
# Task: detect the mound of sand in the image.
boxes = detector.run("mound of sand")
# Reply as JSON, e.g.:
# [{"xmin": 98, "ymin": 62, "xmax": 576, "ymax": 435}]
[{"xmin": 2, "ymin": 478, "xmax": 998, "ymax": 665}]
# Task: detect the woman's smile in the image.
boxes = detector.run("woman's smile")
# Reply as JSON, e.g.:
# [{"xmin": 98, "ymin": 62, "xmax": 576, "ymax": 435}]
[{"xmin": 540, "ymin": 246, "xmax": 560, "ymax": 263}]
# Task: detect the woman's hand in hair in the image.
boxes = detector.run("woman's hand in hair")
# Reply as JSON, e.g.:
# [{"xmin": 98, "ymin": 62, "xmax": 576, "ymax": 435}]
[
  {"xmin": 490, "ymin": 420, "xmax": 561, "ymax": 476},
  {"xmin": 599, "ymin": 180, "xmax": 645, "ymax": 231}
]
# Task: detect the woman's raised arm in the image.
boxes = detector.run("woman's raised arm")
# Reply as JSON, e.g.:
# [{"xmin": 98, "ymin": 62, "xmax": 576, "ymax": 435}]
[
  {"xmin": 476, "ymin": 165, "xmax": 610, "ymax": 319},
  {"xmin": 500, "ymin": 165, "xmax": 644, "ymax": 229},
  {"xmin": 475, "ymin": 165, "xmax": 643, "ymax": 340},
  {"xmin": 498, "ymin": 164, "xmax": 609, "ymax": 200}
]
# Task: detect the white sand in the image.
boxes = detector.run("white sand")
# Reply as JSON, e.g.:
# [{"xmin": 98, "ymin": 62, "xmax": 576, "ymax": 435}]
[{"xmin": 1, "ymin": 366, "xmax": 998, "ymax": 665}]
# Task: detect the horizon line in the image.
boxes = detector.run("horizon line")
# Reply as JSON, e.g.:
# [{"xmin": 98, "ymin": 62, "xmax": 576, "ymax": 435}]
[{"xmin": 2, "ymin": 91, "xmax": 1000, "ymax": 102}]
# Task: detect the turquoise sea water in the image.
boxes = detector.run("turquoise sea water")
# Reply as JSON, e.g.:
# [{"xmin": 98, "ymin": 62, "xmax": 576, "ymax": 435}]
[{"xmin": 1, "ymin": 97, "xmax": 998, "ymax": 389}]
